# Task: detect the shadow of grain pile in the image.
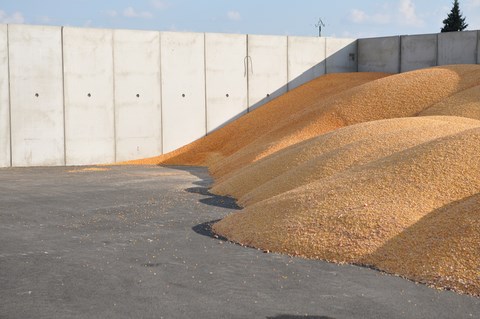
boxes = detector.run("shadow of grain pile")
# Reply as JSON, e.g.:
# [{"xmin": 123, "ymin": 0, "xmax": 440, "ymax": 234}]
[{"xmin": 123, "ymin": 64, "xmax": 480, "ymax": 296}]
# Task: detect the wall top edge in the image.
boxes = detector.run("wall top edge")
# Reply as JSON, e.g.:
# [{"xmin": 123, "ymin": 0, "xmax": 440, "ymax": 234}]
[
  {"xmin": 437, "ymin": 29, "xmax": 479, "ymax": 37},
  {"xmin": 0, "ymin": 23, "xmax": 356, "ymax": 41},
  {"xmin": 6, "ymin": 23, "xmax": 62, "ymax": 31},
  {"xmin": 2, "ymin": 23, "xmax": 479, "ymax": 42},
  {"xmin": 358, "ymin": 29, "xmax": 480, "ymax": 40}
]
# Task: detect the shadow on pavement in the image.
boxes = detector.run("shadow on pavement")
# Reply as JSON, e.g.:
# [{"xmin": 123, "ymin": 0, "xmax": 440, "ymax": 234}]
[
  {"xmin": 162, "ymin": 165, "xmax": 241, "ymax": 209},
  {"xmin": 192, "ymin": 219, "xmax": 228, "ymax": 241},
  {"xmin": 185, "ymin": 186, "xmax": 242, "ymax": 210}
]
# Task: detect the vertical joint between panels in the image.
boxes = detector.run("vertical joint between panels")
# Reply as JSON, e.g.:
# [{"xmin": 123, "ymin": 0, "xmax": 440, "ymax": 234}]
[
  {"xmin": 6, "ymin": 24, "xmax": 13, "ymax": 167},
  {"xmin": 158, "ymin": 32, "xmax": 164, "ymax": 155},
  {"xmin": 324, "ymin": 37, "xmax": 328, "ymax": 74},
  {"xmin": 286, "ymin": 36, "xmax": 289, "ymax": 92},
  {"xmin": 61, "ymin": 26, "xmax": 67, "ymax": 165},
  {"xmin": 246, "ymin": 34, "xmax": 250, "ymax": 112},
  {"xmin": 398, "ymin": 36, "xmax": 402, "ymax": 74},
  {"xmin": 475, "ymin": 31, "xmax": 480, "ymax": 64},
  {"xmin": 203, "ymin": 33, "xmax": 208, "ymax": 136},
  {"xmin": 112, "ymin": 31, "xmax": 117, "ymax": 163},
  {"xmin": 355, "ymin": 39, "xmax": 359, "ymax": 73}
]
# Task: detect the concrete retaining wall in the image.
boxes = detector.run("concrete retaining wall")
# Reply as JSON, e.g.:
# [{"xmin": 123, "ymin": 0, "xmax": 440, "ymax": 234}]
[
  {"xmin": 63, "ymin": 27, "xmax": 115, "ymax": 166},
  {"xmin": 205, "ymin": 33, "xmax": 248, "ymax": 133},
  {"xmin": 9, "ymin": 24, "xmax": 65, "ymax": 167},
  {"xmin": 113, "ymin": 29, "xmax": 162, "ymax": 162},
  {"xmin": 400, "ymin": 34, "xmax": 438, "ymax": 72},
  {"xmin": 326, "ymin": 38, "xmax": 358, "ymax": 73},
  {"xmin": 161, "ymin": 32, "xmax": 206, "ymax": 154},
  {"xmin": 478, "ymin": 33, "xmax": 480, "ymax": 64},
  {"xmin": 1, "ymin": 23, "xmax": 479, "ymax": 167},
  {"xmin": 358, "ymin": 36, "xmax": 401, "ymax": 73},
  {"xmin": 247, "ymin": 35, "xmax": 288, "ymax": 110},
  {"xmin": 287, "ymin": 36, "xmax": 326, "ymax": 90},
  {"xmin": 359, "ymin": 31, "xmax": 479, "ymax": 73},
  {"xmin": 438, "ymin": 30, "xmax": 477, "ymax": 65}
]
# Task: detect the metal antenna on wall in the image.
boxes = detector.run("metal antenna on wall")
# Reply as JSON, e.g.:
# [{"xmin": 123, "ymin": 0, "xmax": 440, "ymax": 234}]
[{"xmin": 315, "ymin": 18, "xmax": 325, "ymax": 37}]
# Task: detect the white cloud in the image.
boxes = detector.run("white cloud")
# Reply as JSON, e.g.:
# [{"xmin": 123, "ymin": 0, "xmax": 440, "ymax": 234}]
[
  {"xmin": 123, "ymin": 7, "xmax": 153, "ymax": 19},
  {"xmin": 371, "ymin": 13, "xmax": 391, "ymax": 24},
  {"xmin": 398, "ymin": 0, "xmax": 424, "ymax": 27},
  {"xmin": 151, "ymin": 0, "xmax": 168, "ymax": 9},
  {"xmin": 467, "ymin": 0, "xmax": 480, "ymax": 8},
  {"xmin": 227, "ymin": 11, "xmax": 241, "ymax": 21},
  {"xmin": 350, "ymin": 9, "xmax": 367, "ymax": 23},
  {"xmin": 37, "ymin": 16, "xmax": 51, "ymax": 24},
  {"xmin": 0, "ymin": 10, "xmax": 25, "ymax": 24},
  {"xmin": 349, "ymin": 9, "xmax": 390, "ymax": 25},
  {"xmin": 105, "ymin": 10, "xmax": 118, "ymax": 17}
]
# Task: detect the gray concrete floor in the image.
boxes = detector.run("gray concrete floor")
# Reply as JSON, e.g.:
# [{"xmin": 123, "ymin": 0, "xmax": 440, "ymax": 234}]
[{"xmin": 0, "ymin": 165, "xmax": 478, "ymax": 319}]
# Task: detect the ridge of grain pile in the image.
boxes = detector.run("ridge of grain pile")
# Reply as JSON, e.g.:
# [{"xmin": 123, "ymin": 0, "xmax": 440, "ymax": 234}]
[
  {"xmin": 213, "ymin": 125, "xmax": 480, "ymax": 296},
  {"xmin": 122, "ymin": 72, "xmax": 388, "ymax": 166},
  {"xmin": 210, "ymin": 64, "xmax": 480, "ymax": 180},
  {"xmin": 419, "ymin": 84, "xmax": 480, "ymax": 121},
  {"xmin": 210, "ymin": 116, "xmax": 480, "ymax": 206}
]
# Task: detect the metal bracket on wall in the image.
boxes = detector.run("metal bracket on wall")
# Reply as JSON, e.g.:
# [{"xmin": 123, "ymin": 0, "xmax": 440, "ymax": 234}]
[{"xmin": 244, "ymin": 55, "xmax": 253, "ymax": 76}]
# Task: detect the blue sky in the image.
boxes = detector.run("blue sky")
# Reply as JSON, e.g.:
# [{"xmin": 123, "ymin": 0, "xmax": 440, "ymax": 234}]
[{"xmin": 1, "ymin": 0, "xmax": 479, "ymax": 38}]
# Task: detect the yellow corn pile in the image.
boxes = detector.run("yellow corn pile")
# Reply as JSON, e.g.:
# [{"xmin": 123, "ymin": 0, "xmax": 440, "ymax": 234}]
[{"xmin": 122, "ymin": 64, "xmax": 480, "ymax": 296}]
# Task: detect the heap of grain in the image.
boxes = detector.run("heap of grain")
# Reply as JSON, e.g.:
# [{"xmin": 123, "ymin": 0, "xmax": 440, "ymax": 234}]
[
  {"xmin": 419, "ymin": 84, "xmax": 480, "ymax": 120},
  {"xmin": 210, "ymin": 116, "xmax": 480, "ymax": 206},
  {"xmin": 123, "ymin": 72, "xmax": 389, "ymax": 166},
  {"xmin": 212, "ymin": 118, "xmax": 480, "ymax": 296},
  {"xmin": 210, "ymin": 65, "xmax": 480, "ymax": 180},
  {"xmin": 124, "ymin": 64, "xmax": 480, "ymax": 296}
]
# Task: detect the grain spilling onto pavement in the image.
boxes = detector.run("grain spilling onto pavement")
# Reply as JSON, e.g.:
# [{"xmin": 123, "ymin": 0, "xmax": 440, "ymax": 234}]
[
  {"xmin": 67, "ymin": 167, "xmax": 111, "ymax": 173},
  {"xmin": 124, "ymin": 64, "xmax": 480, "ymax": 296}
]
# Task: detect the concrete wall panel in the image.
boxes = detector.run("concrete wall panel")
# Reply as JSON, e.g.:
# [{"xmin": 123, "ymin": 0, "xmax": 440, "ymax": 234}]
[
  {"xmin": 8, "ymin": 24, "xmax": 64, "ymax": 167},
  {"xmin": 247, "ymin": 35, "xmax": 288, "ymax": 110},
  {"xmin": 326, "ymin": 38, "xmax": 357, "ymax": 73},
  {"xmin": 114, "ymin": 29, "xmax": 162, "ymax": 162},
  {"xmin": 287, "ymin": 36, "xmax": 326, "ymax": 90},
  {"xmin": 63, "ymin": 27, "xmax": 115, "ymax": 165},
  {"xmin": 358, "ymin": 36, "xmax": 400, "ymax": 73},
  {"xmin": 161, "ymin": 32, "xmax": 206, "ymax": 153},
  {"xmin": 478, "ymin": 31, "xmax": 480, "ymax": 64},
  {"xmin": 205, "ymin": 33, "xmax": 247, "ymax": 133},
  {"xmin": 0, "ymin": 25, "xmax": 9, "ymax": 167},
  {"xmin": 401, "ymin": 34, "xmax": 437, "ymax": 72},
  {"xmin": 438, "ymin": 30, "xmax": 477, "ymax": 65}
]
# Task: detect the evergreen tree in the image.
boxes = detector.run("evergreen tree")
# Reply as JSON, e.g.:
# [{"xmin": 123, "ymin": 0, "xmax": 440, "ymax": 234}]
[{"xmin": 441, "ymin": 0, "xmax": 468, "ymax": 32}]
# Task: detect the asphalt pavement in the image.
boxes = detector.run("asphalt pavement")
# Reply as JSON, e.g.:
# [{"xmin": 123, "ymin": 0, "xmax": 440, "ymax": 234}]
[{"xmin": 0, "ymin": 165, "xmax": 478, "ymax": 319}]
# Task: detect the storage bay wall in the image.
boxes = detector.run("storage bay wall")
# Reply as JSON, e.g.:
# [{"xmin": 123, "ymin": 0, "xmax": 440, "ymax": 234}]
[
  {"xmin": 1, "ymin": 24, "xmax": 478, "ymax": 167},
  {"xmin": 0, "ymin": 24, "xmax": 357, "ymax": 167},
  {"xmin": 358, "ymin": 31, "xmax": 479, "ymax": 73}
]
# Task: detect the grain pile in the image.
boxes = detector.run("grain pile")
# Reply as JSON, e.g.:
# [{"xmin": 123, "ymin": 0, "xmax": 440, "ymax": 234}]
[
  {"xmin": 122, "ymin": 72, "xmax": 389, "ymax": 166},
  {"xmin": 419, "ymin": 84, "xmax": 480, "ymax": 120},
  {"xmin": 212, "ymin": 120, "xmax": 480, "ymax": 296},
  {"xmin": 369, "ymin": 192, "xmax": 480, "ymax": 296},
  {"xmin": 210, "ymin": 116, "xmax": 480, "ymax": 206},
  {"xmin": 210, "ymin": 65, "xmax": 480, "ymax": 180},
  {"xmin": 125, "ymin": 64, "xmax": 480, "ymax": 296}
]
